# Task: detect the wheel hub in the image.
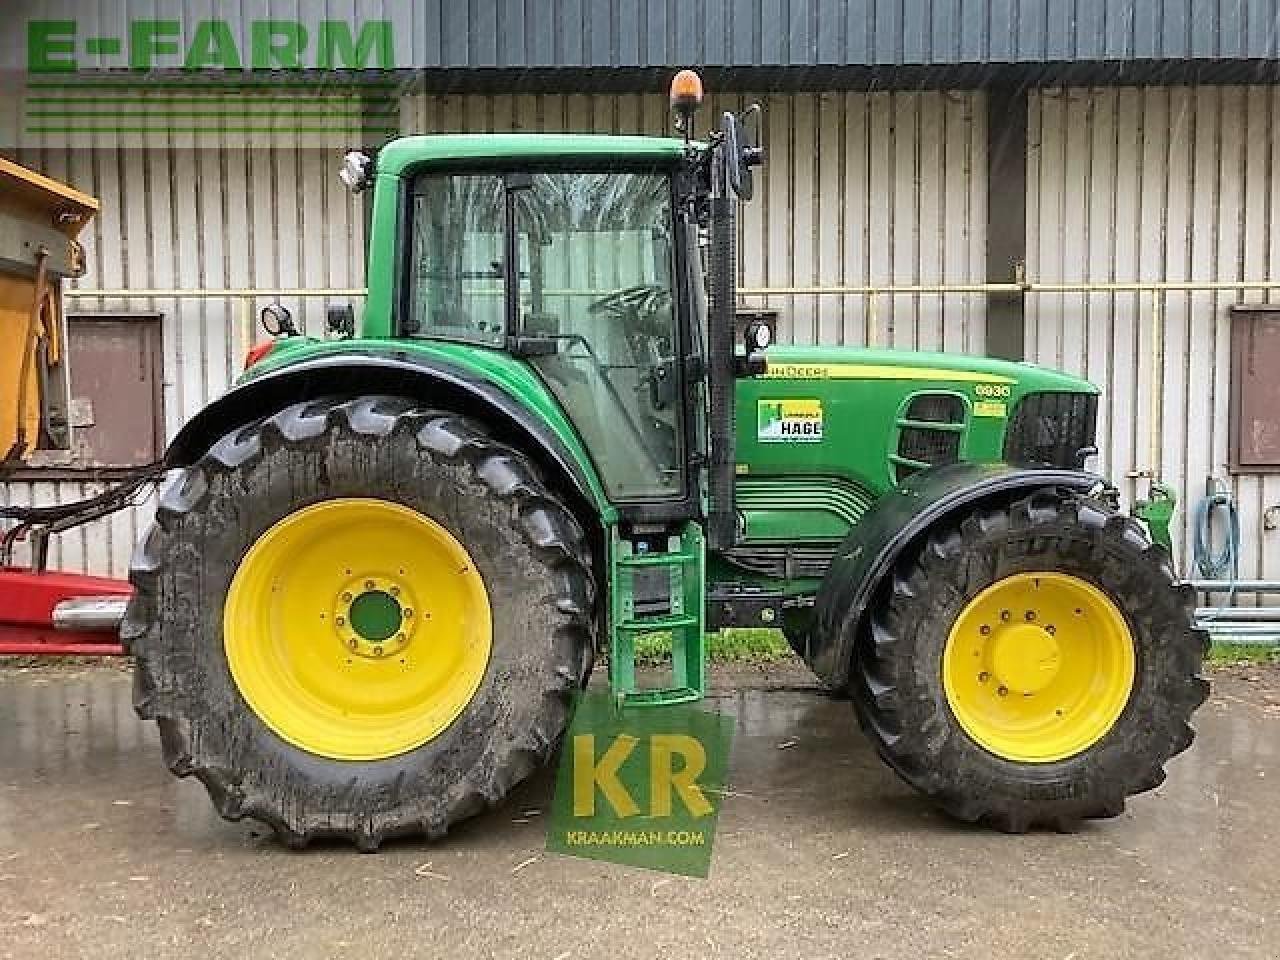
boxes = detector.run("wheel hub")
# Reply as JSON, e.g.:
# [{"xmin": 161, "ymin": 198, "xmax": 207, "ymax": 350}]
[
  {"xmin": 989, "ymin": 623, "xmax": 1060, "ymax": 694},
  {"xmin": 334, "ymin": 577, "xmax": 418, "ymax": 660}
]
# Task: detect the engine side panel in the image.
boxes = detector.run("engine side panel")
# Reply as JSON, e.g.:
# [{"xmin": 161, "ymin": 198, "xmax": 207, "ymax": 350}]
[{"xmin": 731, "ymin": 345, "xmax": 1100, "ymax": 549}]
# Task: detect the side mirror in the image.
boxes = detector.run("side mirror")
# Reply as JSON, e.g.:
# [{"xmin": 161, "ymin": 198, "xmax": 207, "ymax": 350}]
[
  {"xmin": 260, "ymin": 304, "xmax": 297, "ymax": 337},
  {"xmin": 326, "ymin": 303, "xmax": 355, "ymax": 338},
  {"xmin": 719, "ymin": 107, "xmax": 765, "ymax": 201}
]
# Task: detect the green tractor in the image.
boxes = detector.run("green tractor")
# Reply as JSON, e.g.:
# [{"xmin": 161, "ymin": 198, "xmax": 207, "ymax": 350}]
[{"xmin": 124, "ymin": 75, "xmax": 1207, "ymax": 849}]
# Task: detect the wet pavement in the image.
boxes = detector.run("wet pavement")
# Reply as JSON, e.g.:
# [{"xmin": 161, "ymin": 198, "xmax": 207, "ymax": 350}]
[{"xmin": 0, "ymin": 661, "xmax": 1275, "ymax": 960}]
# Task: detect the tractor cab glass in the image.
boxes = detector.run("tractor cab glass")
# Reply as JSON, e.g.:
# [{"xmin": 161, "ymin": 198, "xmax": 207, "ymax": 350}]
[
  {"xmin": 407, "ymin": 168, "xmax": 684, "ymax": 502},
  {"xmin": 408, "ymin": 174, "xmax": 507, "ymax": 346}
]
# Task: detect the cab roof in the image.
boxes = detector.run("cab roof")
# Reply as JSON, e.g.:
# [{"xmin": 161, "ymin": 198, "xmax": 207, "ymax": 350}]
[{"xmin": 375, "ymin": 134, "xmax": 691, "ymax": 177}]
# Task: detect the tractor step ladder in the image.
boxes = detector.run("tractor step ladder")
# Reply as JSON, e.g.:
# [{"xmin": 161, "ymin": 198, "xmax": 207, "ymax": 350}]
[{"xmin": 608, "ymin": 523, "xmax": 706, "ymax": 707}]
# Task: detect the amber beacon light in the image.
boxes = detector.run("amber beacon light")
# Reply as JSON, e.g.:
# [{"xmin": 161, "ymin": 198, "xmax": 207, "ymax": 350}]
[{"xmin": 669, "ymin": 69, "xmax": 704, "ymax": 138}]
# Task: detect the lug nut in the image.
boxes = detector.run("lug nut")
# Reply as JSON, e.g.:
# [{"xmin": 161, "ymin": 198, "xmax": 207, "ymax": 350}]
[
  {"xmin": 349, "ymin": 639, "xmax": 358, "ymax": 651},
  {"xmin": 341, "ymin": 592, "xmax": 352, "ymax": 603},
  {"xmin": 373, "ymin": 646, "xmax": 384, "ymax": 657},
  {"xmin": 396, "ymin": 633, "xmax": 406, "ymax": 643},
  {"xmin": 402, "ymin": 608, "xmax": 413, "ymax": 619},
  {"xmin": 1024, "ymin": 610, "xmax": 1036, "ymax": 621},
  {"xmin": 390, "ymin": 586, "xmax": 400, "ymax": 597},
  {"xmin": 1000, "ymin": 610, "xmax": 1011, "ymax": 621},
  {"xmin": 335, "ymin": 616, "xmax": 345, "ymax": 626},
  {"xmin": 978, "ymin": 671, "xmax": 991, "ymax": 683},
  {"xmin": 365, "ymin": 580, "xmax": 375, "ymax": 590},
  {"xmin": 997, "ymin": 685, "xmax": 1009, "ymax": 697},
  {"xmin": 1046, "ymin": 624, "xmax": 1056, "ymax": 635},
  {"xmin": 979, "ymin": 624, "xmax": 991, "ymax": 636}
]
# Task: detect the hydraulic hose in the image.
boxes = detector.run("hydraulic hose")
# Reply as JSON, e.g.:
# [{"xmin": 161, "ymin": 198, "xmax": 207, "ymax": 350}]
[{"xmin": 1193, "ymin": 488, "xmax": 1240, "ymax": 616}]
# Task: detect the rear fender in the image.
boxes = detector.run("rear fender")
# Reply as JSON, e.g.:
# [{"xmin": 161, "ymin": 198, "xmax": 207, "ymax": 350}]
[
  {"xmin": 806, "ymin": 462, "xmax": 1105, "ymax": 688},
  {"xmin": 164, "ymin": 352, "xmax": 605, "ymax": 523}
]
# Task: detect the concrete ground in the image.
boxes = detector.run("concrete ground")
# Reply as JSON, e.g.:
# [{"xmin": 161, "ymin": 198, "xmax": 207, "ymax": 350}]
[{"xmin": 0, "ymin": 659, "xmax": 1276, "ymax": 960}]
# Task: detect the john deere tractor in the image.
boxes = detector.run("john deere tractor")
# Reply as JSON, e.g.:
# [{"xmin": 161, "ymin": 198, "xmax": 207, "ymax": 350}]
[{"xmin": 124, "ymin": 74, "xmax": 1207, "ymax": 849}]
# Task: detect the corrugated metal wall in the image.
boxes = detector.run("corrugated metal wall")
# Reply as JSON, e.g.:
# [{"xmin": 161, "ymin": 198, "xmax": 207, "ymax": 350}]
[
  {"xmin": 1026, "ymin": 85, "xmax": 1280, "ymax": 582},
  {"xmin": 6, "ymin": 1, "xmax": 1273, "ymax": 70},
  {"xmin": 397, "ymin": 0, "xmax": 1280, "ymax": 66},
  {"xmin": 1, "ymin": 143, "xmax": 366, "ymax": 576},
  {"xmin": 402, "ymin": 91, "xmax": 988, "ymax": 351}
]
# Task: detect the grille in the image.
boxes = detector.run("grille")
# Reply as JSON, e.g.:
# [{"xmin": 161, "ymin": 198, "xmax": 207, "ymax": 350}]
[
  {"xmin": 899, "ymin": 427, "xmax": 961, "ymax": 464},
  {"xmin": 1004, "ymin": 392, "xmax": 1099, "ymax": 468},
  {"xmin": 895, "ymin": 392, "xmax": 965, "ymax": 483}
]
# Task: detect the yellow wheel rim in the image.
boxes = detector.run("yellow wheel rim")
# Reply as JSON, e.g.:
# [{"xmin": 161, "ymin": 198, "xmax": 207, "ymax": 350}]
[
  {"xmin": 223, "ymin": 499, "xmax": 492, "ymax": 761},
  {"xmin": 942, "ymin": 572, "xmax": 1135, "ymax": 763}
]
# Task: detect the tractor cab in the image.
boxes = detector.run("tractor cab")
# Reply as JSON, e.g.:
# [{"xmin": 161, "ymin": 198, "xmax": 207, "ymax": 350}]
[
  {"xmin": 323, "ymin": 73, "xmax": 763, "ymax": 554},
  {"xmin": 405, "ymin": 165, "xmax": 690, "ymax": 506}
]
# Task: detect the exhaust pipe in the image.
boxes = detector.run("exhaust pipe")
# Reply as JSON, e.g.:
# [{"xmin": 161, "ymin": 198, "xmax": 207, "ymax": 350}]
[{"xmin": 706, "ymin": 188, "xmax": 737, "ymax": 552}]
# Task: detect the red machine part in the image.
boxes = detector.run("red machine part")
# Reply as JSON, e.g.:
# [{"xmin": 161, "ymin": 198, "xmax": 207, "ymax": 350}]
[{"xmin": 0, "ymin": 567, "xmax": 131, "ymax": 655}]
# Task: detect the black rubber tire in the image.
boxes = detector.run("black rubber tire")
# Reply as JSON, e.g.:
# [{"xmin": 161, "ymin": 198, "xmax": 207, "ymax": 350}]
[
  {"xmin": 849, "ymin": 488, "xmax": 1209, "ymax": 832},
  {"xmin": 123, "ymin": 396, "xmax": 595, "ymax": 850},
  {"xmin": 781, "ymin": 608, "xmax": 814, "ymax": 658}
]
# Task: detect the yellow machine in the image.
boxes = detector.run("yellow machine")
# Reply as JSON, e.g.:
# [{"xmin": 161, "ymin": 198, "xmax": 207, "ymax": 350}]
[{"xmin": 0, "ymin": 158, "xmax": 98, "ymax": 466}]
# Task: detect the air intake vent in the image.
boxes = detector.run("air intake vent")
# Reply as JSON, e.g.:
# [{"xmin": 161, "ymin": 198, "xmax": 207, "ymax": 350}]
[
  {"xmin": 1004, "ymin": 392, "xmax": 1099, "ymax": 468},
  {"xmin": 892, "ymin": 392, "xmax": 967, "ymax": 484},
  {"xmin": 905, "ymin": 393, "xmax": 965, "ymax": 424}
]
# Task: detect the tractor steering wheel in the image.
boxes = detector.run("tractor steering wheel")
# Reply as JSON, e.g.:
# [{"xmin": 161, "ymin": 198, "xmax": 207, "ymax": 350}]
[
  {"xmin": 588, "ymin": 284, "xmax": 675, "ymax": 408},
  {"xmin": 587, "ymin": 283, "xmax": 671, "ymax": 322}
]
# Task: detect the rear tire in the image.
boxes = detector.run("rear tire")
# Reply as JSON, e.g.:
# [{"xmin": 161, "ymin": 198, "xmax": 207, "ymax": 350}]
[
  {"xmin": 849, "ymin": 488, "xmax": 1209, "ymax": 832},
  {"xmin": 123, "ymin": 396, "xmax": 595, "ymax": 850}
]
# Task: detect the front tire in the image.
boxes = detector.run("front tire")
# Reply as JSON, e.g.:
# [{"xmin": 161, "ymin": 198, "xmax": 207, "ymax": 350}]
[
  {"xmin": 850, "ymin": 488, "xmax": 1208, "ymax": 832},
  {"xmin": 123, "ymin": 396, "xmax": 595, "ymax": 850}
]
